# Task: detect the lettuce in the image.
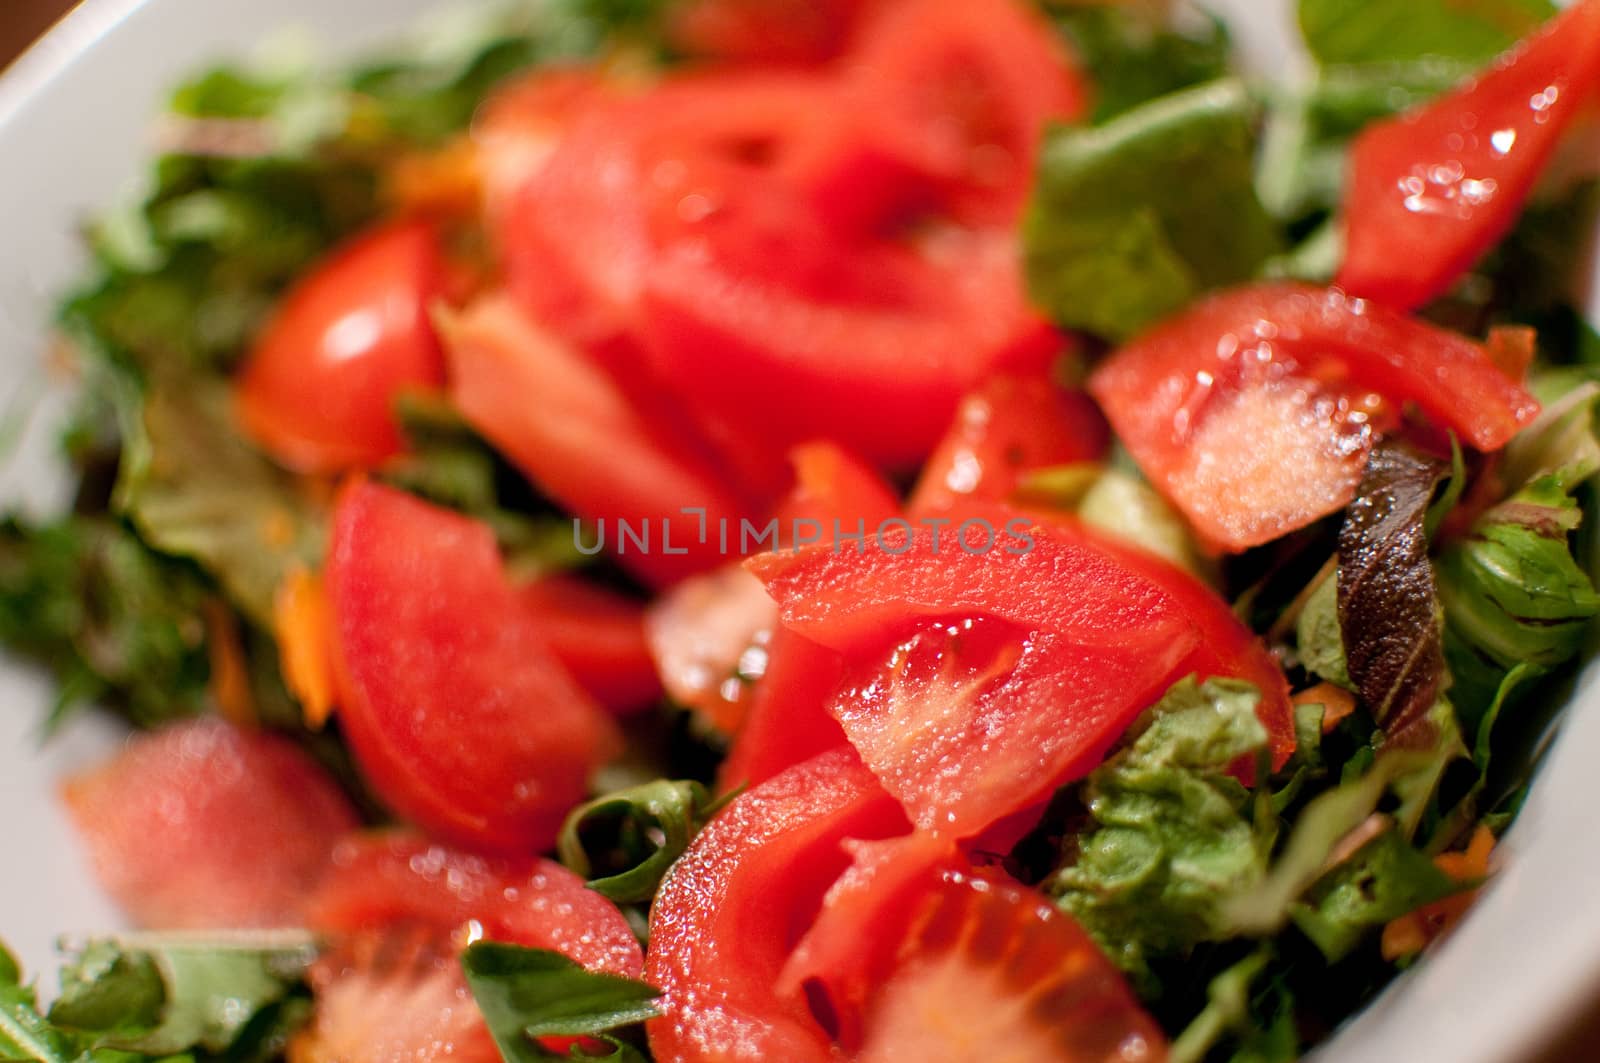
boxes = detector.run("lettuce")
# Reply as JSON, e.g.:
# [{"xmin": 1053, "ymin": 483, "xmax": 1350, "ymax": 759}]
[
  {"xmin": 1047, "ymin": 5, "xmax": 1233, "ymax": 124},
  {"xmin": 1298, "ymin": 0, "xmax": 1554, "ymax": 68},
  {"xmin": 461, "ymin": 944, "xmax": 659, "ymax": 1063}
]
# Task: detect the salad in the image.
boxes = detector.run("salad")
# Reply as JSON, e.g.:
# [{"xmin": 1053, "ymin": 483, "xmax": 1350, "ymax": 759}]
[{"xmin": 3, "ymin": 0, "xmax": 1600, "ymax": 1060}]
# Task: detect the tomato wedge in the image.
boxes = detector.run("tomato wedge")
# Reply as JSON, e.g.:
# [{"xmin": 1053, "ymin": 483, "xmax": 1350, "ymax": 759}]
[
  {"xmin": 666, "ymin": 0, "xmax": 874, "ymax": 65},
  {"xmin": 1089, "ymin": 283, "xmax": 1540, "ymax": 552},
  {"xmin": 442, "ymin": 295, "xmax": 757, "ymax": 586},
  {"xmin": 519, "ymin": 574, "xmax": 661, "ymax": 715},
  {"xmin": 909, "ymin": 373, "xmax": 1109, "ymax": 515},
  {"xmin": 326, "ymin": 481, "xmax": 619, "ymax": 853},
  {"xmin": 235, "ymin": 221, "xmax": 446, "ymax": 473},
  {"xmin": 717, "ymin": 626, "xmax": 849, "ymax": 792},
  {"xmin": 645, "ymin": 749, "xmax": 909, "ymax": 1063},
  {"xmin": 61, "ymin": 717, "xmax": 359, "ymax": 930},
  {"xmin": 780, "ymin": 838, "xmax": 1168, "ymax": 1062},
  {"xmin": 843, "ymin": 0, "xmax": 1088, "ymax": 223},
  {"xmin": 1338, "ymin": 0, "xmax": 1600, "ymax": 311},
  {"xmin": 749, "ymin": 512, "xmax": 1293, "ymax": 836}
]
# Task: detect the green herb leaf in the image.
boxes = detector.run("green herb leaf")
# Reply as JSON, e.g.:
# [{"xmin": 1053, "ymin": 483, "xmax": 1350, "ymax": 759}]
[
  {"xmin": 558, "ymin": 779, "xmax": 727, "ymax": 904},
  {"xmin": 1048, "ymin": 5, "xmax": 1234, "ymax": 124},
  {"xmin": 1337, "ymin": 446, "xmax": 1447, "ymax": 743},
  {"xmin": 1049, "ymin": 676, "xmax": 1270, "ymax": 984},
  {"xmin": 1295, "ymin": 571, "xmax": 1352, "ymax": 690},
  {"xmin": 1025, "ymin": 79, "xmax": 1282, "ymax": 341},
  {"xmin": 461, "ymin": 943, "xmax": 659, "ymax": 1063},
  {"xmin": 1298, "ymin": 0, "xmax": 1554, "ymax": 67},
  {"xmin": 1169, "ymin": 948, "xmax": 1272, "ymax": 1063},
  {"xmin": 115, "ymin": 374, "xmax": 325, "ymax": 628}
]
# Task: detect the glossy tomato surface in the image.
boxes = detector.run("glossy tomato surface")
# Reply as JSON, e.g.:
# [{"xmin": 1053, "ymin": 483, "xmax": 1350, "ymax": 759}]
[
  {"xmin": 235, "ymin": 221, "xmax": 446, "ymax": 472},
  {"xmin": 519, "ymin": 574, "xmax": 661, "ymax": 714},
  {"xmin": 326, "ymin": 481, "xmax": 618, "ymax": 853},
  {"xmin": 62, "ymin": 717, "xmax": 359, "ymax": 930}
]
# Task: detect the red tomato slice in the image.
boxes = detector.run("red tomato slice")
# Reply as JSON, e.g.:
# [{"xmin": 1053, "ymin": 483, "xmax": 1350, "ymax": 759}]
[
  {"xmin": 909, "ymin": 373, "xmax": 1109, "ymax": 515},
  {"xmin": 519, "ymin": 575, "xmax": 661, "ymax": 715},
  {"xmin": 1089, "ymin": 282, "xmax": 1540, "ymax": 552},
  {"xmin": 749, "ymin": 513, "xmax": 1292, "ymax": 835},
  {"xmin": 235, "ymin": 221, "xmax": 446, "ymax": 473},
  {"xmin": 666, "ymin": 0, "xmax": 874, "ymax": 65},
  {"xmin": 306, "ymin": 831, "xmax": 643, "ymax": 976},
  {"xmin": 291, "ymin": 925, "xmax": 501, "ymax": 1063},
  {"xmin": 61, "ymin": 717, "xmax": 359, "ymax": 930},
  {"xmin": 645, "ymin": 562, "xmax": 777, "ymax": 734},
  {"xmin": 776, "ymin": 440, "xmax": 902, "ymax": 537},
  {"xmin": 717, "ymin": 626, "xmax": 849, "ymax": 792},
  {"xmin": 644, "ymin": 749, "xmax": 909, "ymax": 1063},
  {"xmin": 779, "ymin": 838, "xmax": 1168, "ymax": 1062},
  {"xmin": 473, "ymin": 68, "xmax": 617, "ymax": 227},
  {"xmin": 1337, "ymin": 0, "xmax": 1600, "ymax": 311},
  {"xmin": 843, "ymin": 0, "xmax": 1088, "ymax": 223},
  {"xmin": 442, "ymin": 295, "xmax": 757, "ymax": 586},
  {"xmin": 326, "ymin": 481, "xmax": 619, "ymax": 853},
  {"xmin": 297, "ymin": 832, "xmax": 642, "ymax": 1063}
]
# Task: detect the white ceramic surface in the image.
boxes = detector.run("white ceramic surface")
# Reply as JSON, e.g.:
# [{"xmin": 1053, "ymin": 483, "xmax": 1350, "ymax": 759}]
[{"xmin": 1, "ymin": 2, "xmax": 1595, "ymax": 1060}]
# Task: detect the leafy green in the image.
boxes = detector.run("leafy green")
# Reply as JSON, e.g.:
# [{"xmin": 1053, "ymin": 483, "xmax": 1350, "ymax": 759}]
[
  {"xmin": 460, "ymin": 943, "xmax": 659, "ymax": 1063},
  {"xmin": 1289, "ymin": 828, "xmax": 1465, "ymax": 961},
  {"xmin": 115, "ymin": 374, "xmax": 325, "ymax": 629},
  {"xmin": 1168, "ymin": 948, "xmax": 1272, "ymax": 1063},
  {"xmin": 1048, "ymin": 5, "xmax": 1234, "ymax": 124},
  {"xmin": 1015, "ymin": 463, "xmax": 1211, "ymax": 577},
  {"xmin": 1337, "ymin": 446, "xmax": 1447, "ymax": 742},
  {"xmin": 1298, "ymin": 0, "xmax": 1554, "ymax": 67},
  {"xmin": 557, "ymin": 779, "xmax": 728, "ymax": 904},
  {"xmin": 1295, "ymin": 571, "xmax": 1351, "ymax": 690},
  {"xmin": 1049, "ymin": 676, "xmax": 1271, "ymax": 984},
  {"xmin": 0, "ymin": 515, "xmax": 211, "ymax": 730},
  {"xmin": 1025, "ymin": 78, "xmax": 1282, "ymax": 341}
]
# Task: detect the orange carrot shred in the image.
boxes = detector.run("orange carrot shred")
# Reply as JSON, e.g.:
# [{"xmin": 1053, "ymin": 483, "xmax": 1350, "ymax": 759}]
[
  {"xmin": 203, "ymin": 599, "xmax": 257, "ymax": 728},
  {"xmin": 1381, "ymin": 825, "xmax": 1497, "ymax": 961},
  {"xmin": 274, "ymin": 566, "xmax": 338, "ymax": 730},
  {"xmin": 1292, "ymin": 682, "xmax": 1358, "ymax": 734}
]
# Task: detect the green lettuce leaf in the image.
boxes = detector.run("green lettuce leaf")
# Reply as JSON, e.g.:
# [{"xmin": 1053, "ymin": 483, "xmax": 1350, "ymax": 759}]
[
  {"xmin": 1025, "ymin": 78, "xmax": 1282, "ymax": 341},
  {"xmin": 1298, "ymin": 0, "xmax": 1554, "ymax": 67},
  {"xmin": 1049, "ymin": 676, "xmax": 1271, "ymax": 984},
  {"xmin": 1295, "ymin": 571, "xmax": 1352, "ymax": 690},
  {"xmin": 1047, "ymin": 5, "xmax": 1234, "ymax": 124},
  {"xmin": 460, "ymin": 943, "xmax": 659, "ymax": 1063},
  {"xmin": 557, "ymin": 779, "xmax": 729, "ymax": 904}
]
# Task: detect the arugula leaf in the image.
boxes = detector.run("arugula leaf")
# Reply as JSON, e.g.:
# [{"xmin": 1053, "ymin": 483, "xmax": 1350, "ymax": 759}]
[
  {"xmin": 1025, "ymin": 78, "xmax": 1282, "ymax": 341},
  {"xmin": 0, "ymin": 515, "xmax": 211, "ymax": 730},
  {"xmin": 1295, "ymin": 571, "xmax": 1352, "ymax": 690},
  {"xmin": 1049, "ymin": 676, "xmax": 1270, "ymax": 985},
  {"xmin": 1337, "ymin": 446, "xmax": 1447, "ymax": 743},
  {"xmin": 460, "ymin": 943, "xmax": 659, "ymax": 1063},
  {"xmin": 1288, "ymin": 827, "xmax": 1466, "ymax": 962},
  {"xmin": 115, "ymin": 374, "xmax": 325, "ymax": 628},
  {"xmin": 1168, "ymin": 948, "xmax": 1272, "ymax": 1063},
  {"xmin": 1048, "ymin": 5, "xmax": 1234, "ymax": 124},
  {"xmin": 1298, "ymin": 0, "xmax": 1554, "ymax": 67},
  {"xmin": 558, "ymin": 779, "xmax": 727, "ymax": 904}
]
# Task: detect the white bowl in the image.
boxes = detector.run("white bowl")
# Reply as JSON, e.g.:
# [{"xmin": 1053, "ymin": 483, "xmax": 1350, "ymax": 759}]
[{"xmin": 1, "ymin": 3, "xmax": 1595, "ymax": 1061}]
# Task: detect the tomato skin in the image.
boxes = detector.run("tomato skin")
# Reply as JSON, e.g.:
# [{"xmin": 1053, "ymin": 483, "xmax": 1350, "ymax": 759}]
[
  {"xmin": 519, "ymin": 575, "xmax": 661, "ymax": 715},
  {"xmin": 644, "ymin": 749, "xmax": 909, "ymax": 1063},
  {"xmin": 749, "ymin": 513, "xmax": 1292, "ymax": 835},
  {"xmin": 1337, "ymin": 0, "xmax": 1600, "ymax": 311},
  {"xmin": 909, "ymin": 373, "xmax": 1108, "ymax": 515},
  {"xmin": 326, "ymin": 481, "xmax": 619, "ymax": 853},
  {"xmin": 666, "ymin": 0, "xmax": 872, "ymax": 65},
  {"xmin": 843, "ymin": 0, "xmax": 1088, "ymax": 223},
  {"xmin": 776, "ymin": 441, "xmax": 902, "ymax": 534},
  {"xmin": 1089, "ymin": 282, "xmax": 1540, "ymax": 552},
  {"xmin": 306, "ymin": 831, "xmax": 643, "ymax": 976},
  {"xmin": 442, "ymin": 295, "xmax": 757, "ymax": 586},
  {"xmin": 717, "ymin": 627, "xmax": 848, "ymax": 792},
  {"xmin": 235, "ymin": 221, "xmax": 446, "ymax": 473},
  {"xmin": 61, "ymin": 717, "xmax": 359, "ymax": 930}
]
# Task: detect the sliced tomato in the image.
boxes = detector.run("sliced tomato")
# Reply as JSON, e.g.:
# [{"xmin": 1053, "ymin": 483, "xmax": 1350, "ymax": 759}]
[
  {"xmin": 291, "ymin": 925, "xmax": 500, "ymax": 1063},
  {"xmin": 61, "ymin": 717, "xmax": 359, "ymax": 930},
  {"xmin": 1337, "ymin": 0, "xmax": 1600, "ymax": 311},
  {"xmin": 665, "ymin": 0, "xmax": 873, "ymax": 65},
  {"xmin": 843, "ymin": 0, "xmax": 1088, "ymax": 223},
  {"xmin": 1089, "ymin": 282, "xmax": 1541, "ymax": 552},
  {"xmin": 749, "ymin": 512, "xmax": 1293, "ymax": 836},
  {"xmin": 645, "ymin": 563, "xmax": 776, "ymax": 733},
  {"xmin": 519, "ymin": 574, "xmax": 661, "ymax": 715},
  {"xmin": 235, "ymin": 221, "xmax": 446, "ymax": 473},
  {"xmin": 778, "ymin": 838, "xmax": 1167, "ymax": 1062},
  {"xmin": 442, "ymin": 295, "xmax": 757, "ymax": 586},
  {"xmin": 717, "ymin": 626, "xmax": 849, "ymax": 792},
  {"xmin": 909, "ymin": 373, "xmax": 1108, "ymax": 515},
  {"xmin": 473, "ymin": 67, "xmax": 618, "ymax": 226},
  {"xmin": 644, "ymin": 749, "xmax": 909, "ymax": 1063},
  {"xmin": 776, "ymin": 440, "xmax": 902, "ymax": 537},
  {"xmin": 326, "ymin": 481, "xmax": 619, "ymax": 853},
  {"xmin": 306, "ymin": 831, "xmax": 643, "ymax": 975}
]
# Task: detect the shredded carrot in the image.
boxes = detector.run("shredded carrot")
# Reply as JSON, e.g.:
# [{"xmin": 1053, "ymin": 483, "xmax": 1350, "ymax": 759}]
[
  {"xmin": 203, "ymin": 599, "xmax": 257, "ymax": 728},
  {"xmin": 1381, "ymin": 825, "xmax": 1497, "ymax": 961},
  {"xmin": 274, "ymin": 566, "xmax": 339, "ymax": 731},
  {"xmin": 1292, "ymin": 681, "xmax": 1358, "ymax": 734},
  {"xmin": 386, "ymin": 136, "xmax": 483, "ymax": 221}
]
